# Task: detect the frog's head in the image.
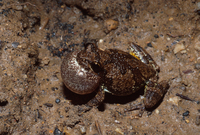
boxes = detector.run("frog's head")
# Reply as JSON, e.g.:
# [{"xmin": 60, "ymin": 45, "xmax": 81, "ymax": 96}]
[
  {"xmin": 77, "ymin": 42, "xmax": 103, "ymax": 73},
  {"xmin": 79, "ymin": 42, "xmax": 100, "ymax": 63}
]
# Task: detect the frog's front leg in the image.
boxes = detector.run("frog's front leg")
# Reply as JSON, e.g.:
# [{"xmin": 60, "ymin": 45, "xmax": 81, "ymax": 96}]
[
  {"xmin": 129, "ymin": 42, "xmax": 160, "ymax": 72},
  {"xmin": 78, "ymin": 86, "xmax": 105, "ymax": 114},
  {"xmin": 87, "ymin": 86, "xmax": 105, "ymax": 107}
]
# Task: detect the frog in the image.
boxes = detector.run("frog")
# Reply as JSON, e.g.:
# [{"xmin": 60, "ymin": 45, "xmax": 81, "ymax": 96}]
[{"xmin": 61, "ymin": 42, "xmax": 169, "ymax": 116}]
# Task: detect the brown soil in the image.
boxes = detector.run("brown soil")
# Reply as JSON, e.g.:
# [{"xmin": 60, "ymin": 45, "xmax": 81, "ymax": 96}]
[{"xmin": 0, "ymin": 0, "xmax": 200, "ymax": 135}]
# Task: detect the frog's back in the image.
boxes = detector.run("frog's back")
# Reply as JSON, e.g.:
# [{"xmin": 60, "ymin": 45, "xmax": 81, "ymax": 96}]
[{"xmin": 101, "ymin": 49, "xmax": 156, "ymax": 96}]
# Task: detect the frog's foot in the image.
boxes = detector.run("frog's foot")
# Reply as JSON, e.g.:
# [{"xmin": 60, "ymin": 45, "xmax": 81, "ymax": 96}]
[
  {"xmin": 77, "ymin": 86, "xmax": 105, "ymax": 114},
  {"xmin": 87, "ymin": 86, "xmax": 105, "ymax": 107},
  {"xmin": 144, "ymin": 79, "xmax": 170, "ymax": 109},
  {"xmin": 77, "ymin": 105, "xmax": 92, "ymax": 114},
  {"xmin": 124, "ymin": 103, "xmax": 145, "ymax": 117},
  {"xmin": 129, "ymin": 42, "xmax": 160, "ymax": 72}
]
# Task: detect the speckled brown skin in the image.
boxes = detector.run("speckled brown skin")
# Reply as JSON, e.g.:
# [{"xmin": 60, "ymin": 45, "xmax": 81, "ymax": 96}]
[
  {"xmin": 98, "ymin": 48, "xmax": 157, "ymax": 96},
  {"xmin": 61, "ymin": 42, "xmax": 169, "ymax": 113}
]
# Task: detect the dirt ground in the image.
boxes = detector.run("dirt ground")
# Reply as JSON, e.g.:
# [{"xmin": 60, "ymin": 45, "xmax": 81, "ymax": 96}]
[{"xmin": 0, "ymin": 0, "xmax": 200, "ymax": 134}]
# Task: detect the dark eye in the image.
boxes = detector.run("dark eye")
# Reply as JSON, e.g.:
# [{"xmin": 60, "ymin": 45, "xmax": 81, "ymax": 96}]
[{"xmin": 90, "ymin": 62, "xmax": 102, "ymax": 73}]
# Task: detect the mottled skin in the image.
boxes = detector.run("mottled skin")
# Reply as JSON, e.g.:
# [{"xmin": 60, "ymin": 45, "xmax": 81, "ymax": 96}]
[{"xmin": 61, "ymin": 42, "xmax": 169, "ymax": 115}]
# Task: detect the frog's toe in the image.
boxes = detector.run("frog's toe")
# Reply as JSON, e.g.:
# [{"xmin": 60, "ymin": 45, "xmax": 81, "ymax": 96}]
[
  {"xmin": 124, "ymin": 103, "xmax": 145, "ymax": 117},
  {"xmin": 77, "ymin": 105, "xmax": 92, "ymax": 114},
  {"xmin": 124, "ymin": 103, "xmax": 143, "ymax": 112}
]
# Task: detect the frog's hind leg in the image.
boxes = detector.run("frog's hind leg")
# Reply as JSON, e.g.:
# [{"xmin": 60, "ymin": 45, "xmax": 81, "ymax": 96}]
[
  {"xmin": 124, "ymin": 78, "xmax": 169, "ymax": 117},
  {"xmin": 129, "ymin": 42, "xmax": 160, "ymax": 72}
]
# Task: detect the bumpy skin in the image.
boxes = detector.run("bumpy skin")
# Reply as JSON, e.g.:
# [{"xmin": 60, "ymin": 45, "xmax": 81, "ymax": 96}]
[
  {"xmin": 61, "ymin": 42, "xmax": 169, "ymax": 112},
  {"xmin": 98, "ymin": 49, "xmax": 156, "ymax": 96}
]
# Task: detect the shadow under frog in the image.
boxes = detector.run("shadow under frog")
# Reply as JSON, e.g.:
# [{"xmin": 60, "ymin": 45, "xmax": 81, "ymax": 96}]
[
  {"xmin": 62, "ymin": 83, "xmax": 144, "ymax": 111},
  {"xmin": 61, "ymin": 42, "xmax": 169, "ymax": 116}
]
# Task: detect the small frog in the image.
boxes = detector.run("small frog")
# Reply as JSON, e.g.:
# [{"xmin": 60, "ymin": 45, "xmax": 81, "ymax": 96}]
[{"xmin": 61, "ymin": 42, "xmax": 169, "ymax": 115}]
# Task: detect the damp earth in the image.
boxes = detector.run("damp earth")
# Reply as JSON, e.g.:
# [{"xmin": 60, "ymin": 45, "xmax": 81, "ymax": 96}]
[{"xmin": 0, "ymin": 0, "xmax": 200, "ymax": 135}]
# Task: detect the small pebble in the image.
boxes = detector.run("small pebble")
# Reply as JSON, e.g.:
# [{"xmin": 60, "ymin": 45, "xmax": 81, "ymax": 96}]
[
  {"xmin": 155, "ymin": 109, "xmax": 159, "ymax": 114},
  {"xmin": 55, "ymin": 99, "xmax": 60, "ymax": 104},
  {"xmin": 195, "ymin": 115, "xmax": 200, "ymax": 125},
  {"xmin": 79, "ymin": 126, "xmax": 86, "ymax": 134},
  {"xmin": 51, "ymin": 87, "xmax": 58, "ymax": 91},
  {"xmin": 154, "ymin": 34, "xmax": 159, "ymax": 38},
  {"xmin": 44, "ymin": 103, "xmax": 53, "ymax": 107},
  {"xmin": 17, "ymin": 43, "xmax": 28, "ymax": 49},
  {"xmin": 12, "ymin": 42, "xmax": 19, "ymax": 48},
  {"xmin": 168, "ymin": 96, "xmax": 180, "ymax": 106},
  {"xmin": 114, "ymin": 120, "xmax": 121, "ymax": 124},
  {"xmin": 54, "ymin": 127, "xmax": 62, "ymax": 135},
  {"xmin": 179, "ymin": 86, "xmax": 186, "ymax": 91},
  {"xmin": 147, "ymin": 42, "xmax": 153, "ymax": 47},
  {"xmin": 115, "ymin": 128, "xmax": 123, "ymax": 135},
  {"xmin": 194, "ymin": 63, "xmax": 200, "ymax": 70},
  {"xmin": 161, "ymin": 55, "xmax": 165, "ymax": 61},
  {"xmin": 41, "ymin": 57, "xmax": 50, "ymax": 65},
  {"xmin": 171, "ymin": 41, "xmax": 178, "ymax": 46},
  {"xmin": 99, "ymin": 39, "xmax": 103, "ymax": 43},
  {"xmin": 185, "ymin": 119, "xmax": 189, "ymax": 123},
  {"xmin": 175, "ymin": 77, "xmax": 182, "ymax": 83},
  {"xmin": 194, "ymin": 43, "xmax": 200, "ymax": 51},
  {"xmin": 104, "ymin": 19, "xmax": 119, "ymax": 33},
  {"xmin": 183, "ymin": 111, "xmax": 190, "ymax": 116},
  {"xmin": 173, "ymin": 42, "xmax": 186, "ymax": 54}
]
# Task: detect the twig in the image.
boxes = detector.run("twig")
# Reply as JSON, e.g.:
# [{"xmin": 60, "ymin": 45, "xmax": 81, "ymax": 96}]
[
  {"xmin": 167, "ymin": 33, "xmax": 184, "ymax": 38},
  {"xmin": 95, "ymin": 120, "xmax": 102, "ymax": 135},
  {"xmin": 176, "ymin": 93, "xmax": 199, "ymax": 104}
]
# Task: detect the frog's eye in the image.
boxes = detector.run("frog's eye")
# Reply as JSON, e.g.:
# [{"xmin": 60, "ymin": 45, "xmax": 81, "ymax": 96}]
[{"xmin": 90, "ymin": 62, "xmax": 102, "ymax": 73}]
